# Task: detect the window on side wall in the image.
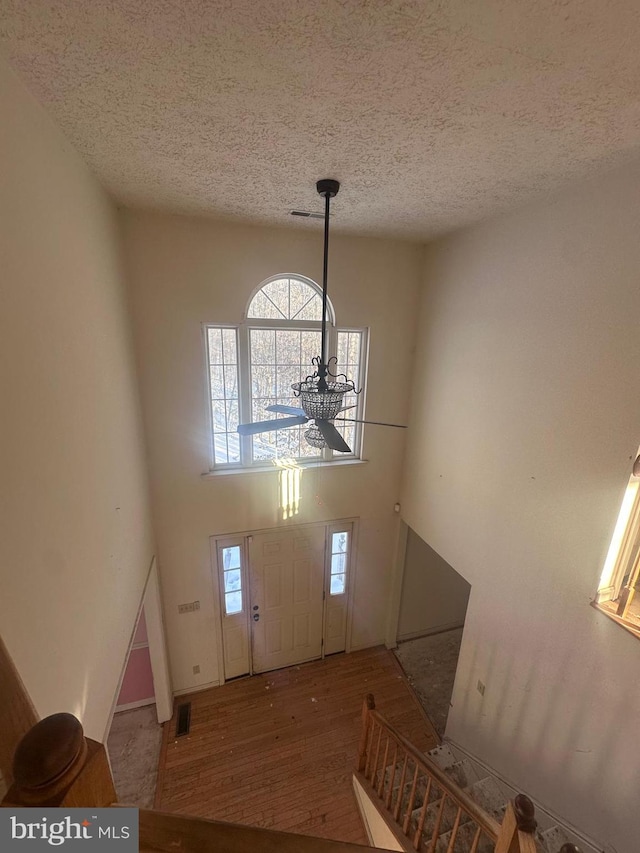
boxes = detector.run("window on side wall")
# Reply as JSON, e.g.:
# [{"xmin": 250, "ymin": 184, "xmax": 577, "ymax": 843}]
[
  {"xmin": 205, "ymin": 274, "xmax": 367, "ymax": 470},
  {"xmin": 593, "ymin": 454, "xmax": 640, "ymax": 639}
]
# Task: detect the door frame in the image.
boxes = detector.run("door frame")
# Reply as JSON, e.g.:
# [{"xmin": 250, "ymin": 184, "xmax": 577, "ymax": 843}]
[
  {"xmin": 104, "ymin": 557, "xmax": 173, "ymax": 742},
  {"xmin": 210, "ymin": 518, "xmax": 359, "ymax": 686}
]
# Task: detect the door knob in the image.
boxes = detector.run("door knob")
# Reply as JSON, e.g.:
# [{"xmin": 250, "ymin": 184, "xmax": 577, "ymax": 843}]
[
  {"xmin": 253, "ymin": 604, "xmax": 259, "ymax": 611},
  {"xmin": 253, "ymin": 613, "xmax": 260, "ymax": 621}
]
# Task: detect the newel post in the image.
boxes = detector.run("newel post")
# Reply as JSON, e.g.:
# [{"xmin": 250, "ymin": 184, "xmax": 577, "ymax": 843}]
[
  {"xmin": 357, "ymin": 693, "xmax": 375, "ymax": 772},
  {"xmin": 1, "ymin": 713, "xmax": 116, "ymax": 809},
  {"xmin": 495, "ymin": 794, "xmax": 537, "ymax": 853}
]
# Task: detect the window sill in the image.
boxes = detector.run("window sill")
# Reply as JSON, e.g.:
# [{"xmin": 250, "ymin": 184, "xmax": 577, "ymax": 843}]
[
  {"xmin": 201, "ymin": 458, "xmax": 368, "ymax": 478},
  {"xmin": 591, "ymin": 599, "xmax": 640, "ymax": 641}
]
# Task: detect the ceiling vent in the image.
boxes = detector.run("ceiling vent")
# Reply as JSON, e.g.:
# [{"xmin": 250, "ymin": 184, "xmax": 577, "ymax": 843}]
[{"xmin": 289, "ymin": 209, "xmax": 328, "ymax": 220}]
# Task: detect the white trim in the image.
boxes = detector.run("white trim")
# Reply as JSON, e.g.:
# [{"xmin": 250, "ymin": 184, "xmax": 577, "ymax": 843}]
[
  {"xmin": 444, "ymin": 738, "xmax": 602, "ymax": 853},
  {"xmin": 201, "ymin": 458, "xmax": 368, "ymax": 477},
  {"xmin": 352, "ymin": 775, "xmax": 405, "ymax": 851},
  {"xmin": 114, "ymin": 698, "xmax": 155, "ymax": 713},
  {"xmin": 244, "ymin": 273, "xmax": 335, "ymax": 324},
  {"xmin": 174, "ymin": 680, "xmax": 221, "ymax": 697},
  {"xmin": 396, "ymin": 622, "xmax": 465, "ymax": 643},
  {"xmin": 103, "ymin": 558, "xmax": 153, "ymax": 743},
  {"xmin": 385, "ymin": 519, "xmax": 408, "ymax": 649},
  {"xmin": 145, "ymin": 558, "xmax": 173, "ymax": 723},
  {"xmin": 104, "ymin": 556, "xmax": 173, "ymax": 742}
]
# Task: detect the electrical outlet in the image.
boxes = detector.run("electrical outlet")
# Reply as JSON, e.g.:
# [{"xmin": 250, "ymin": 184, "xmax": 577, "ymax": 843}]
[
  {"xmin": 476, "ymin": 679, "xmax": 486, "ymax": 696},
  {"xmin": 178, "ymin": 600, "xmax": 200, "ymax": 614},
  {"xmin": 192, "ymin": 665, "xmax": 200, "ymax": 675}
]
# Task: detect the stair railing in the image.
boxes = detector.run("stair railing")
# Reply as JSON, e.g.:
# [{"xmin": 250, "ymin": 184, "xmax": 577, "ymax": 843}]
[{"xmin": 356, "ymin": 693, "xmax": 538, "ymax": 853}]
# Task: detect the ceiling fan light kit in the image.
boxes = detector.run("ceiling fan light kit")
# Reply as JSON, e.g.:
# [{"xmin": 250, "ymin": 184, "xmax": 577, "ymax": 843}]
[{"xmin": 237, "ymin": 178, "xmax": 407, "ymax": 454}]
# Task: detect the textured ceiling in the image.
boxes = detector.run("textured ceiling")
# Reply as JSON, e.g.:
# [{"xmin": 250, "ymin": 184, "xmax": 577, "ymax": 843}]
[{"xmin": 2, "ymin": 1, "xmax": 640, "ymax": 239}]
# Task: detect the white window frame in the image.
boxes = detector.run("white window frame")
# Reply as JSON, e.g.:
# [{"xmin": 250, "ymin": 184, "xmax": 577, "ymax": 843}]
[{"xmin": 204, "ymin": 274, "xmax": 368, "ymax": 471}]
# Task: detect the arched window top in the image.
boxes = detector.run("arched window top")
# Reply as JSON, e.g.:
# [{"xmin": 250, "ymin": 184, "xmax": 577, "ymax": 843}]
[{"xmin": 246, "ymin": 275, "xmax": 335, "ymax": 324}]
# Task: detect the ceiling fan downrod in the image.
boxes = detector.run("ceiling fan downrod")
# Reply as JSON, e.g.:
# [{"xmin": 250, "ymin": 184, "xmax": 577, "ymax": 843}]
[{"xmin": 317, "ymin": 178, "xmax": 339, "ymax": 392}]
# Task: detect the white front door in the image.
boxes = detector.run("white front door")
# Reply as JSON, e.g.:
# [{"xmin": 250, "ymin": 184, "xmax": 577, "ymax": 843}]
[{"xmin": 249, "ymin": 526, "xmax": 325, "ymax": 673}]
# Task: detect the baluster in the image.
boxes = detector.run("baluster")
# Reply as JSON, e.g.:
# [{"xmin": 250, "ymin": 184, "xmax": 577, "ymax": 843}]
[
  {"xmin": 469, "ymin": 825, "xmax": 482, "ymax": 853},
  {"xmin": 402, "ymin": 762, "xmax": 419, "ymax": 835},
  {"xmin": 2, "ymin": 713, "xmax": 116, "ymax": 808},
  {"xmin": 377, "ymin": 735, "xmax": 390, "ymax": 797},
  {"xmin": 364, "ymin": 720, "xmax": 377, "ymax": 780},
  {"xmin": 393, "ymin": 751, "xmax": 409, "ymax": 822},
  {"xmin": 426, "ymin": 791, "xmax": 448, "ymax": 853},
  {"xmin": 446, "ymin": 806, "xmax": 463, "ymax": 853},
  {"xmin": 385, "ymin": 742, "xmax": 398, "ymax": 810},
  {"xmin": 412, "ymin": 776, "xmax": 432, "ymax": 850},
  {"xmin": 357, "ymin": 693, "xmax": 375, "ymax": 773},
  {"xmin": 371, "ymin": 724, "xmax": 383, "ymax": 789}
]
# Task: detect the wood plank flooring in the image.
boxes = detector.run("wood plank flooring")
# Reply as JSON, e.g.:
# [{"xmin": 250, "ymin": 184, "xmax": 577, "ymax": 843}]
[{"xmin": 156, "ymin": 647, "xmax": 439, "ymax": 845}]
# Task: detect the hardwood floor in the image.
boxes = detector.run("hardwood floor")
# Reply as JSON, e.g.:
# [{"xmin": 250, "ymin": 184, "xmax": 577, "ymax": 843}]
[{"xmin": 156, "ymin": 647, "xmax": 439, "ymax": 845}]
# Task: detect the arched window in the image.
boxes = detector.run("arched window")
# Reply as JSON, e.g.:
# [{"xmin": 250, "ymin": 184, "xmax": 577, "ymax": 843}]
[{"xmin": 205, "ymin": 274, "xmax": 366, "ymax": 468}]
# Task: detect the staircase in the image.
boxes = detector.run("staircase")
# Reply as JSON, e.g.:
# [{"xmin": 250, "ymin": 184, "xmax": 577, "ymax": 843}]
[
  {"xmin": 355, "ymin": 694, "xmax": 584, "ymax": 853},
  {"xmin": 422, "ymin": 744, "xmax": 578, "ymax": 853}
]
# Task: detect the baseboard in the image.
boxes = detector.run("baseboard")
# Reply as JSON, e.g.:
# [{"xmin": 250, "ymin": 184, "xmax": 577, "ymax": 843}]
[
  {"xmin": 444, "ymin": 737, "xmax": 603, "ymax": 853},
  {"xmin": 397, "ymin": 622, "xmax": 465, "ymax": 642},
  {"xmin": 173, "ymin": 680, "xmax": 220, "ymax": 697},
  {"xmin": 114, "ymin": 698, "xmax": 155, "ymax": 713}
]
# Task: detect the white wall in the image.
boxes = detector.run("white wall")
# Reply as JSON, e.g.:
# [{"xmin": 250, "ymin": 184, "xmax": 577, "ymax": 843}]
[
  {"xmin": 0, "ymin": 61, "xmax": 155, "ymax": 740},
  {"xmin": 122, "ymin": 210, "xmax": 422, "ymax": 693},
  {"xmin": 401, "ymin": 159, "xmax": 640, "ymax": 851},
  {"xmin": 397, "ymin": 528, "xmax": 470, "ymax": 641}
]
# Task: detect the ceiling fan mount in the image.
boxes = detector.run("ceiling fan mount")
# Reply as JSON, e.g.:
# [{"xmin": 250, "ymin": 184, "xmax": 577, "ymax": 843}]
[{"xmin": 316, "ymin": 178, "xmax": 340, "ymax": 198}]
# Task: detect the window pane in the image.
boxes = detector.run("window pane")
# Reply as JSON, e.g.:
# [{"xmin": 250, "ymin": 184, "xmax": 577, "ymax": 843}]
[
  {"xmin": 222, "ymin": 545, "xmax": 241, "ymax": 569},
  {"xmin": 289, "ymin": 278, "xmax": 321, "ymax": 320},
  {"xmin": 225, "ymin": 590, "xmax": 243, "ymax": 615},
  {"xmin": 251, "ymin": 329, "xmax": 275, "ymax": 364},
  {"xmin": 224, "ymin": 568, "xmax": 242, "ymax": 592},
  {"xmin": 330, "ymin": 574, "xmax": 346, "ymax": 595},
  {"xmin": 207, "ymin": 327, "xmax": 239, "ymax": 466},
  {"xmin": 331, "ymin": 553, "xmax": 346, "ymax": 574},
  {"xmin": 263, "ymin": 279, "xmax": 290, "ymax": 317},
  {"xmin": 248, "ymin": 277, "xmax": 322, "ymax": 320},
  {"xmin": 249, "ymin": 328, "xmax": 321, "ymax": 462},
  {"xmin": 247, "ymin": 290, "xmax": 283, "ymax": 319},
  {"xmin": 332, "ymin": 531, "xmax": 349, "ymax": 553},
  {"xmin": 208, "ymin": 327, "xmax": 223, "ymax": 364}
]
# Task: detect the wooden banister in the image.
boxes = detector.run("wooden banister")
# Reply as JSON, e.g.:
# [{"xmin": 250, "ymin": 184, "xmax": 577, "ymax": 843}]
[
  {"xmin": 0, "ymin": 634, "xmax": 38, "ymax": 786},
  {"xmin": 357, "ymin": 694, "xmax": 545, "ymax": 853},
  {"xmin": 1, "ymin": 713, "xmax": 116, "ymax": 808},
  {"xmin": 367, "ymin": 707, "xmax": 501, "ymax": 841},
  {"xmin": 138, "ymin": 809, "xmax": 399, "ymax": 853}
]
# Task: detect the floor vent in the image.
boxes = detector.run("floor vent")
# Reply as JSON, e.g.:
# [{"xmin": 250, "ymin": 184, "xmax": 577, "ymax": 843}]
[{"xmin": 175, "ymin": 702, "xmax": 191, "ymax": 737}]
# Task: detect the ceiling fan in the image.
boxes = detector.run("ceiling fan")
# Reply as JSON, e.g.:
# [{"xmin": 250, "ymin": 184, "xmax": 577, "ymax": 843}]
[{"xmin": 237, "ymin": 179, "xmax": 406, "ymax": 453}]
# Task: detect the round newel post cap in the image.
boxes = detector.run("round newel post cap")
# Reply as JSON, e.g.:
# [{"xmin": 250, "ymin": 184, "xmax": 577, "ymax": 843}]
[
  {"xmin": 13, "ymin": 712, "xmax": 87, "ymax": 791},
  {"xmin": 514, "ymin": 793, "xmax": 537, "ymax": 833}
]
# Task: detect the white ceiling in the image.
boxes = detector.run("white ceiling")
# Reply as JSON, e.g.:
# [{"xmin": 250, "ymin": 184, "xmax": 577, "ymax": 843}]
[{"xmin": 2, "ymin": 1, "xmax": 640, "ymax": 239}]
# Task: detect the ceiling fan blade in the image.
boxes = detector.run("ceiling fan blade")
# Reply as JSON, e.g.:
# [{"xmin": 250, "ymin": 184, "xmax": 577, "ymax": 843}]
[
  {"xmin": 334, "ymin": 417, "xmax": 407, "ymax": 429},
  {"xmin": 266, "ymin": 404, "xmax": 307, "ymax": 417},
  {"xmin": 316, "ymin": 419, "xmax": 352, "ymax": 453},
  {"xmin": 237, "ymin": 416, "xmax": 308, "ymax": 436}
]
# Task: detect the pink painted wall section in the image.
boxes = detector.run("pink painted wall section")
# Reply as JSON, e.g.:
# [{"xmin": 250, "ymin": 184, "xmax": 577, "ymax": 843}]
[
  {"xmin": 132, "ymin": 610, "xmax": 148, "ymax": 646},
  {"xmin": 116, "ymin": 611, "xmax": 154, "ymax": 707},
  {"xmin": 117, "ymin": 646, "xmax": 155, "ymax": 707}
]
